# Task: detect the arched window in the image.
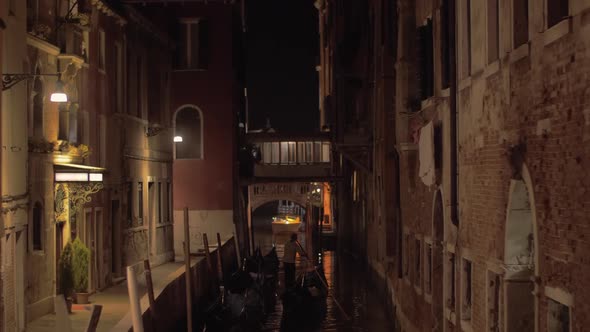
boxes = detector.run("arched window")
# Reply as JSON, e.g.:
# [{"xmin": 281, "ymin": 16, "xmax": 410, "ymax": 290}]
[
  {"xmin": 32, "ymin": 202, "xmax": 43, "ymax": 251},
  {"xmin": 174, "ymin": 106, "xmax": 203, "ymax": 159}
]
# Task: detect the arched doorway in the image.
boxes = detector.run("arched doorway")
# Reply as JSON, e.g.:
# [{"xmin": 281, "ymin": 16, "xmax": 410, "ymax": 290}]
[
  {"xmin": 251, "ymin": 200, "xmax": 307, "ymax": 255},
  {"xmin": 504, "ymin": 178, "xmax": 537, "ymax": 332},
  {"xmin": 432, "ymin": 189, "xmax": 445, "ymax": 332}
]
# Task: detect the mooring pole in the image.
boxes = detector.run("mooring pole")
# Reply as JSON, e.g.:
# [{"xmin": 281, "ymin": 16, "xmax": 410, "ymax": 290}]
[{"xmin": 183, "ymin": 207, "xmax": 193, "ymax": 332}]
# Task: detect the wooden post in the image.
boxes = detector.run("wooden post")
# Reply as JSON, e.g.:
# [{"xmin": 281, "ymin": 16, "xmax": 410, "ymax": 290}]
[
  {"xmin": 144, "ymin": 260, "xmax": 156, "ymax": 319},
  {"xmin": 203, "ymin": 233, "xmax": 213, "ymax": 274},
  {"xmin": 55, "ymin": 295, "xmax": 72, "ymax": 332},
  {"xmin": 127, "ymin": 266, "xmax": 144, "ymax": 332},
  {"xmin": 216, "ymin": 233, "xmax": 224, "ymax": 282},
  {"xmin": 85, "ymin": 305, "xmax": 103, "ymax": 332},
  {"xmin": 183, "ymin": 207, "xmax": 193, "ymax": 332},
  {"xmin": 233, "ymin": 234, "xmax": 241, "ymax": 267}
]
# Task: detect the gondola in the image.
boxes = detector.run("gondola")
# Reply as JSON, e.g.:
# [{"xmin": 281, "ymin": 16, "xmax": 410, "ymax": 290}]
[
  {"xmin": 203, "ymin": 246, "xmax": 280, "ymax": 331},
  {"xmin": 281, "ymin": 265, "xmax": 328, "ymax": 323}
]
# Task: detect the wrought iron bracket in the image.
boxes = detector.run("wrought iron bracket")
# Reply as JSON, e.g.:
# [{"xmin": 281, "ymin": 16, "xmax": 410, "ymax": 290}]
[{"xmin": 2, "ymin": 73, "xmax": 60, "ymax": 91}]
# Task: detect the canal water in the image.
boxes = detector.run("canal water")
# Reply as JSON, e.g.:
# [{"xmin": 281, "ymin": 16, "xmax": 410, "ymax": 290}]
[{"xmin": 252, "ymin": 218, "xmax": 394, "ymax": 332}]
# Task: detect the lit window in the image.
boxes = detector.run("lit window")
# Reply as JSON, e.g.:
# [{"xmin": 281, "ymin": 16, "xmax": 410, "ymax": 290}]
[{"xmin": 174, "ymin": 107, "xmax": 203, "ymax": 159}]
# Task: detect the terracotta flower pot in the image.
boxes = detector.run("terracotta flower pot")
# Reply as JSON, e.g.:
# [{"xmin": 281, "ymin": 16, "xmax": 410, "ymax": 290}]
[{"xmin": 75, "ymin": 292, "xmax": 90, "ymax": 304}]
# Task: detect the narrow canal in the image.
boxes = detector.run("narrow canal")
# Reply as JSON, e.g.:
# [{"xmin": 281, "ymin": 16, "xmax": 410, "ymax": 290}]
[{"xmin": 253, "ymin": 219, "xmax": 394, "ymax": 332}]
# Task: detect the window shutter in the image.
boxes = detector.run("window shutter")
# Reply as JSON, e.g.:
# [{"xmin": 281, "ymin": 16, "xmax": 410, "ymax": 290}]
[{"xmin": 197, "ymin": 19, "xmax": 210, "ymax": 70}]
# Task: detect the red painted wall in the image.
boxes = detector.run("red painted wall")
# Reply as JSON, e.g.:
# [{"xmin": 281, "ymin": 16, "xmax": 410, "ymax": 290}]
[{"xmin": 170, "ymin": 4, "xmax": 236, "ymax": 210}]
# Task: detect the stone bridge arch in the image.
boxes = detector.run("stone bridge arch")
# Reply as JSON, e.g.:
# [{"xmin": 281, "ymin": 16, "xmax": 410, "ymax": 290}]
[{"xmin": 249, "ymin": 182, "xmax": 311, "ymax": 212}]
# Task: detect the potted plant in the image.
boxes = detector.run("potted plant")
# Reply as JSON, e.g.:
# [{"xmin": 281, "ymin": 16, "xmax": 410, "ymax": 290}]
[
  {"xmin": 58, "ymin": 242, "xmax": 74, "ymax": 313},
  {"xmin": 71, "ymin": 238, "xmax": 91, "ymax": 304}
]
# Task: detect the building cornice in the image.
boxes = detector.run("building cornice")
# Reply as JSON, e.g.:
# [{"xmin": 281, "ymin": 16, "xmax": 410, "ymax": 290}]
[{"xmin": 91, "ymin": 0, "xmax": 128, "ymax": 26}]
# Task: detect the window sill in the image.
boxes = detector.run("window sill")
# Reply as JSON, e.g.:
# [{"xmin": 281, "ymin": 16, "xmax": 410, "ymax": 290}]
[
  {"xmin": 98, "ymin": 68, "xmax": 106, "ymax": 75},
  {"xmin": 544, "ymin": 18, "xmax": 572, "ymax": 46},
  {"xmin": 414, "ymin": 285, "xmax": 422, "ymax": 295},
  {"xmin": 458, "ymin": 77, "xmax": 472, "ymax": 92},
  {"xmin": 156, "ymin": 222, "xmax": 173, "ymax": 229},
  {"xmin": 445, "ymin": 308, "xmax": 456, "ymax": 324},
  {"xmin": 460, "ymin": 319, "xmax": 473, "ymax": 332},
  {"xmin": 483, "ymin": 60, "xmax": 500, "ymax": 79},
  {"xmin": 404, "ymin": 277, "xmax": 411, "ymax": 286},
  {"xmin": 30, "ymin": 250, "xmax": 45, "ymax": 256},
  {"xmin": 397, "ymin": 142, "xmax": 418, "ymax": 152},
  {"xmin": 424, "ymin": 292, "xmax": 432, "ymax": 304},
  {"xmin": 420, "ymin": 96, "xmax": 435, "ymax": 110},
  {"xmin": 509, "ymin": 43, "xmax": 530, "ymax": 64},
  {"xmin": 173, "ymin": 68, "xmax": 208, "ymax": 72},
  {"xmin": 439, "ymin": 88, "xmax": 450, "ymax": 98},
  {"xmin": 125, "ymin": 225, "xmax": 148, "ymax": 233}
]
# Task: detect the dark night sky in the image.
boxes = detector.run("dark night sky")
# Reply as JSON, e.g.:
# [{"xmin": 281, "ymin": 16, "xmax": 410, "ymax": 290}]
[{"xmin": 246, "ymin": 0, "xmax": 319, "ymax": 134}]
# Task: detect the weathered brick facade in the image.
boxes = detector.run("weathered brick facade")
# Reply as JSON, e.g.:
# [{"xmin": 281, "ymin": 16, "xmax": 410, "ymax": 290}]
[{"xmin": 321, "ymin": 0, "xmax": 590, "ymax": 331}]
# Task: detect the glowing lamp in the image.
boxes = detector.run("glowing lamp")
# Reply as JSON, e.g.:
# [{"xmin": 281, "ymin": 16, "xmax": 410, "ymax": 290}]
[{"xmin": 174, "ymin": 135, "xmax": 183, "ymax": 142}]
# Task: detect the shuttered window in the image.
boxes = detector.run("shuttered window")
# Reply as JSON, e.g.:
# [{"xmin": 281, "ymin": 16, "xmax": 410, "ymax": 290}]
[
  {"xmin": 547, "ymin": 0, "xmax": 568, "ymax": 28},
  {"xmin": 417, "ymin": 19, "xmax": 434, "ymax": 101},
  {"xmin": 177, "ymin": 19, "xmax": 209, "ymax": 70},
  {"xmin": 513, "ymin": 0, "xmax": 528, "ymax": 48}
]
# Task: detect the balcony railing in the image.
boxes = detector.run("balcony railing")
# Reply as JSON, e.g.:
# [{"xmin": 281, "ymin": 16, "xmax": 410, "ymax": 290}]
[{"xmin": 254, "ymin": 141, "xmax": 331, "ymax": 165}]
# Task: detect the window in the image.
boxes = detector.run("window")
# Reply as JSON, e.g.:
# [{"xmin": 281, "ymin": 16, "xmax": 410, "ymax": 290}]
[
  {"xmin": 441, "ymin": 0, "xmax": 452, "ymax": 88},
  {"xmin": 322, "ymin": 142, "xmax": 331, "ymax": 163},
  {"xmin": 127, "ymin": 182, "xmax": 133, "ymax": 225},
  {"xmin": 280, "ymin": 142, "xmax": 289, "ymax": 164},
  {"xmin": 137, "ymin": 182, "xmax": 143, "ymax": 224},
  {"xmin": 137, "ymin": 56, "xmax": 143, "ymax": 118},
  {"xmin": 115, "ymin": 43, "xmax": 123, "ymax": 113},
  {"xmin": 547, "ymin": 298, "xmax": 570, "ymax": 332},
  {"xmin": 403, "ymin": 233, "xmax": 410, "ymax": 278},
  {"xmin": 167, "ymin": 182, "xmax": 172, "ymax": 222},
  {"xmin": 487, "ymin": 271, "xmax": 502, "ymax": 331},
  {"xmin": 9, "ymin": 0, "xmax": 16, "ymax": 16},
  {"xmin": 174, "ymin": 107, "xmax": 203, "ymax": 159},
  {"xmin": 513, "ymin": 0, "xmax": 529, "ymax": 48},
  {"xmin": 297, "ymin": 142, "xmax": 305, "ymax": 163},
  {"xmin": 99, "ymin": 30, "xmax": 105, "ymax": 70},
  {"xmin": 425, "ymin": 242, "xmax": 433, "ymax": 294},
  {"xmin": 271, "ymin": 142, "xmax": 280, "ymax": 163},
  {"xmin": 446, "ymin": 253, "xmax": 456, "ymax": 310},
  {"xmin": 547, "ymin": 0, "xmax": 568, "ymax": 28},
  {"xmin": 417, "ymin": 19, "xmax": 434, "ymax": 100},
  {"xmin": 288, "ymin": 142, "xmax": 296, "ymax": 164},
  {"xmin": 177, "ymin": 19, "xmax": 209, "ymax": 70},
  {"xmin": 488, "ymin": 0, "xmax": 499, "ymax": 63},
  {"xmin": 158, "ymin": 182, "xmax": 162, "ymax": 223},
  {"xmin": 414, "ymin": 239, "xmax": 422, "ymax": 287},
  {"xmin": 32, "ymin": 202, "xmax": 43, "ymax": 251},
  {"xmin": 461, "ymin": 258, "xmax": 473, "ymax": 321}
]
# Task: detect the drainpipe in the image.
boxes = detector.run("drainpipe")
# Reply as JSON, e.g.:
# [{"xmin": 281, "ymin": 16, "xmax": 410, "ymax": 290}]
[{"xmin": 449, "ymin": 0, "xmax": 458, "ymax": 226}]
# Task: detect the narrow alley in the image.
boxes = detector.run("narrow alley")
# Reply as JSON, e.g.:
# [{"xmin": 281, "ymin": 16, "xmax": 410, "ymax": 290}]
[{"xmin": 0, "ymin": 0, "xmax": 587, "ymax": 331}]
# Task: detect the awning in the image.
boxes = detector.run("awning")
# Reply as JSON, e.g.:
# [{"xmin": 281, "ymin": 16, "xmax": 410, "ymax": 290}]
[{"xmin": 54, "ymin": 163, "xmax": 106, "ymax": 182}]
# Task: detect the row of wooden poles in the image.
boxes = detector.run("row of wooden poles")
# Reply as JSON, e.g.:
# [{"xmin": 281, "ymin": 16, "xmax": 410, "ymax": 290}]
[{"xmin": 128, "ymin": 207, "xmax": 241, "ymax": 332}]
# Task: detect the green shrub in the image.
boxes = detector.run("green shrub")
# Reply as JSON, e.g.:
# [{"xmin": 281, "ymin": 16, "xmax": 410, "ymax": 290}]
[
  {"xmin": 58, "ymin": 241, "xmax": 74, "ymax": 297},
  {"xmin": 71, "ymin": 238, "xmax": 90, "ymax": 293}
]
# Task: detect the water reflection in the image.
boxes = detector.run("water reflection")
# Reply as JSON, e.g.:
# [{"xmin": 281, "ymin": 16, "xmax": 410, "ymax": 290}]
[{"xmin": 253, "ymin": 223, "xmax": 393, "ymax": 332}]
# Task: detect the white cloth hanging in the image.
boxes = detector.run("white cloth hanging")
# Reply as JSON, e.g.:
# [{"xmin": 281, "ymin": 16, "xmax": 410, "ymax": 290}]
[{"xmin": 419, "ymin": 121, "xmax": 436, "ymax": 186}]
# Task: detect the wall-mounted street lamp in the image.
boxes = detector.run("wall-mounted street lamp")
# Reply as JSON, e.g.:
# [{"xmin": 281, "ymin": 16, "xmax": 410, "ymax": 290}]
[
  {"xmin": 2, "ymin": 73, "xmax": 68, "ymax": 102},
  {"xmin": 145, "ymin": 125, "xmax": 184, "ymax": 143}
]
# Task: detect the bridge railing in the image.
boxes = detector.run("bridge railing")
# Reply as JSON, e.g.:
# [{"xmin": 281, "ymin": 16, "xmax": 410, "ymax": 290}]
[
  {"xmin": 251, "ymin": 183, "xmax": 311, "ymax": 196},
  {"xmin": 253, "ymin": 141, "xmax": 331, "ymax": 165}
]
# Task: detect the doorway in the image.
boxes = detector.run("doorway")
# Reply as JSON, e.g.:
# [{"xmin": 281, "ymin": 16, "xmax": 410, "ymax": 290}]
[{"xmin": 504, "ymin": 179, "xmax": 536, "ymax": 332}]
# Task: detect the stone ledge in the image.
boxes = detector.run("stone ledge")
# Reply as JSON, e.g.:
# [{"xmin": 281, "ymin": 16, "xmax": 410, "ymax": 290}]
[{"xmin": 544, "ymin": 18, "xmax": 572, "ymax": 47}]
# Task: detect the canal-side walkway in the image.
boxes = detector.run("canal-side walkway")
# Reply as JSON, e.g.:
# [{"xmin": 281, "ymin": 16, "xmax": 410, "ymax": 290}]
[{"xmin": 26, "ymin": 257, "xmax": 203, "ymax": 332}]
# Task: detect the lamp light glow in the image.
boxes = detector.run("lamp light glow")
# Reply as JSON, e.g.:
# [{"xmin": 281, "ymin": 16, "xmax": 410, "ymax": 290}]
[
  {"xmin": 55, "ymin": 172, "xmax": 88, "ymax": 182},
  {"xmin": 50, "ymin": 79, "xmax": 67, "ymax": 102},
  {"xmin": 89, "ymin": 173, "xmax": 103, "ymax": 182},
  {"xmin": 50, "ymin": 92, "xmax": 68, "ymax": 102},
  {"xmin": 173, "ymin": 135, "xmax": 183, "ymax": 142}
]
